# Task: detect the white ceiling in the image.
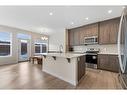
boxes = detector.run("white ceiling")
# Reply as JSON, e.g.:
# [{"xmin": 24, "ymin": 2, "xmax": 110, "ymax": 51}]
[{"xmin": 0, "ymin": 6, "xmax": 124, "ymax": 35}]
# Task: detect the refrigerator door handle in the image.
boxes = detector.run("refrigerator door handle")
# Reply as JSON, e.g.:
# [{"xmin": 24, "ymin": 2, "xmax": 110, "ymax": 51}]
[{"xmin": 118, "ymin": 9, "xmax": 124, "ymax": 73}]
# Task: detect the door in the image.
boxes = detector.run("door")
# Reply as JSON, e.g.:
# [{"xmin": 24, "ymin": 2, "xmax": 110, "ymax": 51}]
[{"xmin": 18, "ymin": 39, "xmax": 30, "ymax": 62}]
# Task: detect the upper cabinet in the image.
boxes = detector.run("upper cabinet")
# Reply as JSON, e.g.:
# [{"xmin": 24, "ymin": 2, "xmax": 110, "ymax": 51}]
[
  {"xmin": 68, "ymin": 23, "xmax": 98, "ymax": 46},
  {"xmin": 68, "ymin": 17, "xmax": 120, "ymax": 47},
  {"xmin": 99, "ymin": 18, "xmax": 120, "ymax": 44},
  {"xmin": 73, "ymin": 29, "xmax": 80, "ymax": 46},
  {"xmin": 68, "ymin": 28, "xmax": 80, "ymax": 46},
  {"xmin": 79, "ymin": 23, "xmax": 98, "ymax": 45},
  {"xmin": 68, "ymin": 30, "xmax": 74, "ymax": 46}
]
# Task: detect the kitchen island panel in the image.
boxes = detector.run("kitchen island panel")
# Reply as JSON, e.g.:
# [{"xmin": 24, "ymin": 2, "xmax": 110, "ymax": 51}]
[{"xmin": 43, "ymin": 56, "xmax": 78, "ymax": 86}]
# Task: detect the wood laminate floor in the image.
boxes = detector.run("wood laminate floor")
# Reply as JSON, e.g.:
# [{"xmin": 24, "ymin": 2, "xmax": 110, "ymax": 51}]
[{"xmin": 0, "ymin": 62, "xmax": 122, "ymax": 89}]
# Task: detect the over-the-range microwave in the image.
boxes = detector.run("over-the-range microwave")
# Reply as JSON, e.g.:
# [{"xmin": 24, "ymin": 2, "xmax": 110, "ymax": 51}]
[{"xmin": 84, "ymin": 36, "xmax": 98, "ymax": 45}]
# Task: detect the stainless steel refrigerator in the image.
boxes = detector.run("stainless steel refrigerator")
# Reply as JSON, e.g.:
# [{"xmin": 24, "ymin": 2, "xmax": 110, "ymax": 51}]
[{"xmin": 118, "ymin": 7, "xmax": 127, "ymax": 89}]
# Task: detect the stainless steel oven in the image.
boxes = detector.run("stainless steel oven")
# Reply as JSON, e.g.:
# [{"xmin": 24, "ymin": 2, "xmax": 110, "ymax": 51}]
[
  {"xmin": 85, "ymin": 48, "xmax": 99, "ymax": 69},
  {"xmin": 86, "ymin": 53, "xmax": 97, "ymax": 68}
]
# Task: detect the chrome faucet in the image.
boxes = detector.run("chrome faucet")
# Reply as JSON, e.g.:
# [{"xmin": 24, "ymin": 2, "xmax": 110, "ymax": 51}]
[{"xmin": 59, "ymin": 44, "xmax": 63, "ymax": 53}]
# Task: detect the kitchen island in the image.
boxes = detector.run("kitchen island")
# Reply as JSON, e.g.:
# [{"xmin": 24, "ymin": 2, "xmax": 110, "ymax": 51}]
[{"xmin": 42, "ymin": 53, "xmax": 86, "ymax": 86}]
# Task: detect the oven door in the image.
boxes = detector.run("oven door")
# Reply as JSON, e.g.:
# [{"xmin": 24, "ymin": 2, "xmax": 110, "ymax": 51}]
[
  {"xmin": 86, "ymin": 54, "xmax": 97, "ymax": 64},
  {"xmin": 86, "ymin": 54, "xmax": 97, "ymax": 69}
]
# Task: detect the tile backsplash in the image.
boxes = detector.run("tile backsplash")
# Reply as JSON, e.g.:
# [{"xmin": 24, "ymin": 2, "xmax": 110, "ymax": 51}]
[{"xmin": 73, "ymin": 44, "xmax": 118, "ymax": 54}]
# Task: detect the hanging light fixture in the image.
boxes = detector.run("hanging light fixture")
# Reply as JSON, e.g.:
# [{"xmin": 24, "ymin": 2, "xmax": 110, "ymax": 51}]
[{"xmin": 41, "ymin": 36, "xmax": 48, "ymax": 40}]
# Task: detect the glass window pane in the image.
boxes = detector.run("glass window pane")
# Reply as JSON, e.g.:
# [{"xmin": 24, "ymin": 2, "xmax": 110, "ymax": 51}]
[
  {"xmin": 35, "ymin": 45, "xmax": 41, "ymax": 53},
  {"xmin": 17, "ymin": 33, "xmax": 31, "ymax": 39},
  {"xmin": 0, "ymin": 32, "xmax": 11, "ymax": 42},
  {"xmin": 0, "ymin": 45, "xmax": 10, "ymax": 56},
  {"xmin": 21, "ymin": 42, "xmax": 27, "ymax": 55},
  {"xmin": 0, "ymin": 32, "xmax": 11, "ymax": 56},
  {"xmin": 42, "ymin": 44, "xmax": 46, "ymax": 53}
]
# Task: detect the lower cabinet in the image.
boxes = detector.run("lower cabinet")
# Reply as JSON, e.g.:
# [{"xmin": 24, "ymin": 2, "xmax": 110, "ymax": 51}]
[
  {"xmin": 97, "ymin": 54, "xmax": 119, "ymax": 73},
  {"xmin": 78, "ymin": 55, "xmax": 86, "ymax": 81}
]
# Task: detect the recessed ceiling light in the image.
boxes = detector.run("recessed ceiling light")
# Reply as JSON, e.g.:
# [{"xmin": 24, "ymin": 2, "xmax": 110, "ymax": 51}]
[
  {"xmin": 49, "ymin": 12, "xmax": 53, "ymax": 16},
  {"xmin": 71, "ymin": 22, "xmax": 74, "ymax": 25},
  {"xmin": 85, "ymin": 17, "xmax": 89, "ymax": 20},
  {"xmin": 108, "ymin": 10, "xmax": 112, "ymax": 14}
]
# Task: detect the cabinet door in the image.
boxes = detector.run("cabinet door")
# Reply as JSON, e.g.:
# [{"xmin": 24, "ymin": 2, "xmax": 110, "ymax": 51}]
[
  {"xmin": 79, "ymin": 27, "xmax": 85, "ymax": 45},
  {"xmin": 99, "ymin": 21, "xmax": 110, "ymax": 44},
  {"xmin": 109, "ymin": 18, "xmax": 120, "ymax": 44},
  {"xmin": 99, "ymin": 18, "xmax": 120, "ymax": 44},
  {"xmin": 79, "ymin": 23, "xmax": 98, "ymax": 45},
  {"xmin": 78, "ymin": 55, "xmax": 86, "ymax": 81},
  {"xmin": 68, "ymin": 31, "xmax": 74, "ymax": 46},
  {"xmin": 98, "ymin": 54, "xmax": 110, "ymax": 70},
  {"xmin": 88, "ymin": 23, "xmax": 98, "ymax": 36},
  {"xmin": 109, "ymin": 55, "xmax": 119, "ymax": 72},
  {"xmin": 73, "ymin": 30, "xmax": 80, "ymax": 45},
  {"xmin": 98, "ymin": 54, "xmax": 119, "ymax": 72}
]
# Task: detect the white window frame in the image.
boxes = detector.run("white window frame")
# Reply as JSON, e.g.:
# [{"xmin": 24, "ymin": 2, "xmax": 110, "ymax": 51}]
[
  {"xmin": 0, "ymin": 32, "xmax": 12, "ymax": 57},
  {"xmin": 34, "ymin": 43, "xmax": 47, "ymax": 54}
]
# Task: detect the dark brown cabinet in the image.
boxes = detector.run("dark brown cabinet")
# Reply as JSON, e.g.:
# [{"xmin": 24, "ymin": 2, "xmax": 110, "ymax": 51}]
[
  {"xmin": 79, "ymin": 23, "xmax": 98, "ymax": 45},
  {"xmin": 68, "ymin": 17, "xmax": 120, "ymax": 48},
  {"xmin": 68, "ymin": 23, "xmax": 98, "ymax": 46},
  {"xmin": 97, "ymin": 54, "xmax": 119, "ymax": 72},
  {"xmin": 68, "ymin": 29, "xmax": 80, "ymax": 46},
  {"xmin": 68, "ymin": 30, "xmax": 74, "ymax": 46},
  {"xmin": 73, "ymin": 29, "xmax": 80, "ymax": 46},
  {"xmin": 99, "ymin": 18, "xmax": 120, "ymax": 44},
  {"xmin": 78, "ymin": 55, "xmax": 86, "ymax": 81},
  {"xmin": 109, "ymin": 55, "xmax": 119, "ymax": 72}
]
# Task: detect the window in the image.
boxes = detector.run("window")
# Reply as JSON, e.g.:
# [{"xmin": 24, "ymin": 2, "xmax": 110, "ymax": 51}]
[
  {"xmin": 17, "ymin": 33, "xmax": 31, "ymax": 39},
  {"xmin": 35, "ymin": 43, "xmax": 47, "ymax": 53},
  {"xmin": 0, "ymin": 32, "xmax": 12, "ymax": 56}
]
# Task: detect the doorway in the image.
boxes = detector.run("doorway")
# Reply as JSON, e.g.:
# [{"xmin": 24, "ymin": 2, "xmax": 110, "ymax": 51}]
[{"xmin": 18, "ymin": 39, "xmax": 30, "ymax": 62}]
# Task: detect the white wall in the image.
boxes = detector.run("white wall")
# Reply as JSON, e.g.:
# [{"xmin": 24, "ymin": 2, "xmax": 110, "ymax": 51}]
[
  {"xmin": 0, "ymin": 25, "xmax": 48, "ymax": 65},
  {"xmin": 48, "ymin": 28, "xmax": 66, "ymax": 52}
]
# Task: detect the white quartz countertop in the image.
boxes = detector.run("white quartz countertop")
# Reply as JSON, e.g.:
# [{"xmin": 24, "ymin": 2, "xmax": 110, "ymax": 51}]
[
  {"xmin": 98, "ymin": 53, "xmax": 118, "ymax": 55},
  {"xmin": 42, "ymin": 53, "xmax": 85, "ymax": 58}
]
